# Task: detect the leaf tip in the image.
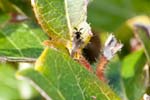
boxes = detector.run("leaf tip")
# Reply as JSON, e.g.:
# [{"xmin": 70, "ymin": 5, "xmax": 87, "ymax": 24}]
[{"xmin": 134, "ymin": 23, "xmax": 150, "ymax": 38}]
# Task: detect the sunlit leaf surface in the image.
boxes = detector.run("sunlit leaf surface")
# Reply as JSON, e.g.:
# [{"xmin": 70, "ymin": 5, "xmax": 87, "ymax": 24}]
[
  {"xmin": 17, "ymin": 48, "xmax": 121, "ymax": 100},
  {"xmin": 0, "ymin": 21, "xmax": 48, "ymax": 58}
]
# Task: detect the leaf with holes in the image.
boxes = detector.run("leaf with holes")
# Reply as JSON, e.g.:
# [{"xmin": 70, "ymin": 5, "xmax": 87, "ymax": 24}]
[{"xmin": 17, "ymin": 47, "xmax": 121, "ymax": 100}]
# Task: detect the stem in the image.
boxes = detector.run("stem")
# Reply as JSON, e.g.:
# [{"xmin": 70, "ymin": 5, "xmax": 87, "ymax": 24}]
[
  {"xmin": 78, "ymin": 55, "xmax": 93, "ymax": 72},
  {"xmin": 71, "ymin": 48, "xmax": 93, "ymax": 72},
  {"xmin": 96, "ymin": 34, "xmax": 123, "ymax": 81},
  {"xmin": 0, "ymin": 57, "xmax": 36, "ymax": 63},
  {"xmin": 96, "ymin": 55, "xmax": 108, "ymax": 81}
]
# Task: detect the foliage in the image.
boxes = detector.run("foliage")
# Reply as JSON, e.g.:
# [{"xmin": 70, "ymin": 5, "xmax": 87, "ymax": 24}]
[
  {"xmin": 0, "ymin": 63, "xmax": 40, "ymax": 100},
  {"xmin": 18, "ymin": 48, "xmax": 120, "ymax": 100},
  {"xmin": 0, "ymin": 0, "xmax": 150, "ymax": 100}
]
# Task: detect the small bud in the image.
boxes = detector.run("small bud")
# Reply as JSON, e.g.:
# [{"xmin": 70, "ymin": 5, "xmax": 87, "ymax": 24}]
[{"xmin": 103, "ymin": 34, "xmax": 123, "ymax": 60}]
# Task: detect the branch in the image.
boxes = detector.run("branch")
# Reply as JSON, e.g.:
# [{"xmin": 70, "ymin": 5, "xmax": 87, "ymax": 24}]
[
  {"xmin": 0, "ymin": 56, "xmax": 36, "ymax": 63},
  {"xmin": 73, "ymin": 49, "xmax": 93, "ymax": 72},
  {"xmin": 96, "ymin": 34, "xmax": 123, "ymax": 81},
  {"xmin": 78, "ymin": 54, "xmax": 93, "ymax": 72}
]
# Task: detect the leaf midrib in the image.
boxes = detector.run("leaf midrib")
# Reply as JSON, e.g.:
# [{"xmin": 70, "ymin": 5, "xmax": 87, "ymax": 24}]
[
  {"xmin": 0, "ymin": 23, "xmax": 44, "ymax": 58},
  {"xmin": 0, "ymin": 30, "xmax": 24, "ymax": 56},
  {"xmin": 64, "ymin": 0, "xmax": 72, "ymax": 35}
]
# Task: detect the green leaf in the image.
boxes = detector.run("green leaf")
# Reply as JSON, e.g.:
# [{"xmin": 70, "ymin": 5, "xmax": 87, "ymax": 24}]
[
  {"xmin": 0, "ymin": 22, "xmax": 48, "ymax": 59},
  {"xmin": 115, "ymin": 15, "xmax": 150, "ymax": 56},
  {"xmin": 121, "ymin": 50, "xmax": 147, "ymax": 100},
  {"xmin": 0, "ymin": 13, "xmax": 10, "ymax": 27},
  {"xmin": 0, "ymin": 63, "xmax": 41, "ymax": 100},
  {"xmin": 17, "ymin": 47, "xmax": 120, "ymax": 100},
  {"xmin": 135, "ymin": 24, "xmax": 150, "ymax": 65},
  {"xmin": 8, "ymin": 0, "xmax": 35, "ymax": 18},
  {"xmin": 0, "ymin": 64, "xmax": 21, "ymax": 100},
  {"xmin": 32, "ymin": 0, "xmax": 92, "ymax": 43},
  {"xmin": 0, "ymin": 0, "xmax": 15, "ymax": 12},
  {"xmin": 121, "ymin": 50, "xmax": 144, "ymax": 78}
]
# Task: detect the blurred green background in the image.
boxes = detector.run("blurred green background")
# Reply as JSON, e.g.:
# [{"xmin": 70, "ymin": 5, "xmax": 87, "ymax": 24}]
[
  {"xmin": 88, "ymin": 0, "xmax": 150, "ymax": 31},
  {"xmin": 0, "ymin": 0, "xmax": 150, "ymax": 100}
]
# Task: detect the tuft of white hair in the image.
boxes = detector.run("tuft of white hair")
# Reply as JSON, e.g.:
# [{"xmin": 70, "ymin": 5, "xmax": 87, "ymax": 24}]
[{"xmin": 103, "ymin": 34, "xmax": 123, "ymax": 60}]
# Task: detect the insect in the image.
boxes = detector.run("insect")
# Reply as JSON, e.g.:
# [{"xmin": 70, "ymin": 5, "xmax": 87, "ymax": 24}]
[
  {"xmin": 74, "ymin": 27, "xmax": 83, "ymax": 40},
  {"xmin": 71, "ymin": 27, "xmax": 84, "ymax": 57}
]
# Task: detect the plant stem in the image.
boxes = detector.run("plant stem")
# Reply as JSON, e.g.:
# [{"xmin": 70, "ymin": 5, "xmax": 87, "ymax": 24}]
[
  {"xmin": 96, "ymin": 55, "xmax": 108, "ymax": 81},
  {"xmin": 78, "ymin": 55, "xmax": 93, "ymax": 72},
  {"xmin": 0, "ymin": 57, "xmax": 36, "ymax": 63}
]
